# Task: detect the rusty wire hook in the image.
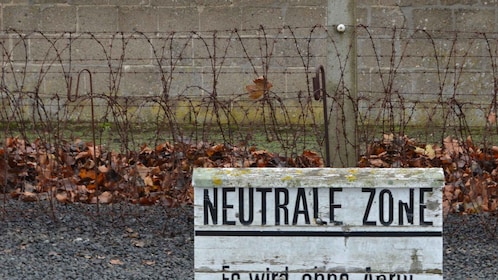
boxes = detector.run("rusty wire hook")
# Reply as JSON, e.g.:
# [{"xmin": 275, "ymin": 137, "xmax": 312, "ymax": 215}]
[
  {"xmin": 67, "ymin": 69, "xmax": 98, "ymax": 163},
  {"xmin": 66, "ymin": 69, "xmax": 102, "ymax": 210},
  {"xmin": 313, "ymin": 65, "xmax": 330, "ymax": 167}
]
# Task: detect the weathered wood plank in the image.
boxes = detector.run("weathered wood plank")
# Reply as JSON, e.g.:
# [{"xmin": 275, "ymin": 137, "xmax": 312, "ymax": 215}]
[{"xmin": 193, "ymin": 168, "xmax": 444, "ymax": 280}]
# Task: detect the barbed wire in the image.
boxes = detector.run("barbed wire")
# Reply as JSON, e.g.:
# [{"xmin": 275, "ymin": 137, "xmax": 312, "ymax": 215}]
[{"xmin": 1, "ymin": 24, "xmax": 498, "ymax": 160}]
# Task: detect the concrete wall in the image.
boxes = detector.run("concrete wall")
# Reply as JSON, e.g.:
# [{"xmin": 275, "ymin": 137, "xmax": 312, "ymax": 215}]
[
  {"xmin": 0, "ymin": 0, "xmax": 497, "ymax": 127},
  {"xmin": 356, "ymin": 1, "xmax": 498, "ymax": 126},
  {"xmin": 0, "ymin": 0, "xmax": 327, "ymax": 33},
  {"xmin": 358, "ymin": 0, "xmax": 498, "ymax": 33}
]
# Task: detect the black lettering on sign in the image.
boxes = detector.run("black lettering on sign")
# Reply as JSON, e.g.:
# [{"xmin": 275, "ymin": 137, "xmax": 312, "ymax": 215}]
[
  {"xmin": 248, "ymin": 267, "xmax": 288, "ymax": 280},
  {"xmin": 329, "ymin": 187, "xmax": 343, "ymax": 225},
  {"xmin": 202, "ymin": 186, "xmax": 436, "ymax": 226},
  {"xmin": 302, "ymin": 269, "xmax": 349, "ymax": 280},
  {"xmin": 362, "ymin": 188, "xmax": 376, "ymax": 225},
  {"xmin": 293, "ymin": 188, "xmax": 310, "ymax": 225},
  {"xmin": 256, "ymin": 188, "xmax": 271, "ymax": 225},
  {"xmin": 230, "ymin": 274, "xmax": 241, "ymax": 280},
  {"xmin": 313, "ymin": 187, "xmax": 319, "ymax": 220},
  {"xmin": 238, "ymin": 188, "xmax": 254, "ymax": 225},
  {"xmin": 222, "ymin": 188, "xmax": 236, "ymax": 225},
  {"xmin": 364, "ymin": 273, "xmax": 413, "ymax": 280},
  {"xmin": 420, "ymin": 188, "xmax": 434, "ymax": 226},
  {"xmin": 398, "ymin": 188, "xmax": 414, "ymax": 225},
  {"xmin": 221, "ymin": 265, "xmax": 240, "ymax": 280},
  {"xmin": 275, "ymin": 188, "xmax": 289, "ymax": 225},
  {"xmin": 203, "ymin": 188, "xmax": 217, "ymax": 225},
  {"xmin": 379, "ymin": 189, "xmax": 394, "ymax": 226}
]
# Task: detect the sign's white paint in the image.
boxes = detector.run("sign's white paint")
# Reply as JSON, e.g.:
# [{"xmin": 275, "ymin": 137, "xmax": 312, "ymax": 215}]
[{"xmin": 193, "ymin": 168, "xmax": 444, "ymax": 280}]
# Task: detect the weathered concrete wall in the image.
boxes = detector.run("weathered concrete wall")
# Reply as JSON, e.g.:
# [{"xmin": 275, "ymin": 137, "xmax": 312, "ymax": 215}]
[
  {"xmin": 0, "ymin": 0, "xmax": 327, "ymax": 33},
  {"xmin": 0, "ymin": 0, "xmax": 497, "ymax": 126},
  {"xmin": 0, "ymin": 0, "xmax": 329, "ymax": 125},
  {"xmin": 356, "ymin": 0, "xmax": 498, "ymax": 126},
  {"xmin": 358, "ymin": 0, "xmax": 498, "ymax": 33}
]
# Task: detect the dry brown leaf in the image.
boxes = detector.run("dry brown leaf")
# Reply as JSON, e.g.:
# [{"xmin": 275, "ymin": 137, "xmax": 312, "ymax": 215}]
[
  {"xmin": 139, "ymin": 196, "xmax": 158, "ymax": 205},
  {"xmin": 382, "ymin": 133, "xmax": 394, "ymax": 144},
  {"xmin": 56, "ymin": 192, "xmax": 69, "ymax": 203},
  {"xmin": 129, "ymin": 232, "xmax": 139, "ymax": 238},
  {"xmin": 444, "ymin": 184, "xmax": 455, "ymax": 192},
  {"xmin": 98, "ymin": 165, "xmax": 109, "ymax": 173},
  {"xmin": 87, "ymin": 145, "xmax": 100, "ymax": 159},
  {"xmin": 132, "ymin": 240, "xmax": 145, "ymax": 248},
  {"xmin": 482, "ymin": 196, "xmax": 490, "ymax": 211},
  {"xmin": 414, "ymin": 146, "xmax": 425, "ymax": 155},
  {"xmin": 440, "ymin": 154, "xmax": 453, "ymax": 164},
  {"xmin": 144, "ymin": 175, "xmax": 154, "ymax": 187},
  {"xmin": 409, "ymin": 157, "xmax": 424, "ymax": 167},
  {"xmin": 443, "ymin": 136, "xmax": 464, "ymax": 156},
  {"xmin": 140, "ymin": 144, "xmax": 154, "ymax": 154},
  {"xmin": 110, "ymin": 259, "xmax": 124, "ymax": 265},
  {"xmin": 79, "ymin": 168, "xmax": 96, "ymax": 181},
  {"xmin": 21, "ymin": 192, "xmax": 38, "ymax": 202},
  {"xmin": 150, "ymin": 166, "xmax": 161, "ymax": 176},
  {"xmin": 425, "ymin": 144, "xmax": 436, "ymax": 159},
  {"xmin": 369, "ymin": 158, "xmax": 389, "ymax": 167},
  {"xmin": 206, "ymin": 144, "xmax": 225, "ymax": 158},
  {"xmin": 75, "ymin": 151, "xmax": 91, "ymax": 161},
  {"xmin": 492, "ymin": 146, "xmax": 498, "ymax": 153},
  {"xmin": 442, "ymin": 200, "xmax": 451, "ymax": 217},
  {"xmin": 98, "ymin": 191, "xmax": 113, "ymax": 204},
  {"xmin": 5, "ymin": 137, "xmax": 14, "ymax": 147},
  {"xmin": 454, "ymin": 188, "xmax": 463, "ymax": 201},
  {"xmin": 246, "ymin": 76, "xmax": 272, "ymax": 100},
  {"xmin": 444, "ymin": 190, "xmax": 454, "ymax": 201},
  {"xmin": 490, "ymin": 199, "xmax": 498, "ymax": 211},
  {"xmin": 136, "ymin": 163, "xmax": 151, "ymax": 180},
  {"xmin": 142, "ymin": 260, "xmax": 155, "ymax": 266}
]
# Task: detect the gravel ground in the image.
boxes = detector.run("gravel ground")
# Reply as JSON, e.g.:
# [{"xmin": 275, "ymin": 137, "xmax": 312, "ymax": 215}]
[
  {"xmin": 444, "ymin": 213, "xmax": 498, "ymax": 280},
  {"xmin": 0, "ymin": 199, "xmax": 497, "ymax": 280},
  {"xmin": 0, "ymin": 200, "xmax": 194, "ymax": 280}
]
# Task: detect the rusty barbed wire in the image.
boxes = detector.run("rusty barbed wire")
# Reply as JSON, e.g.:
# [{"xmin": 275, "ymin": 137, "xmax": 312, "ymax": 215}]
[{"xmin": 1, "ymin": 25, "xmax": 498, "ymax": 164}]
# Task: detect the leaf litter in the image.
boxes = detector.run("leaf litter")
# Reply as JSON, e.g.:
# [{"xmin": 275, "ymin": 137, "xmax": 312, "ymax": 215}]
[
  {"xmin": 2, "ymin": 134, "xmax": 498, "ymax": 217},
  {"xmin": 359, "ymin": 134, "xmax": 498, "ymax": 216},
  {"xmin": 0, "ymin": 137, "xmax": 322, "ymax": 207}
]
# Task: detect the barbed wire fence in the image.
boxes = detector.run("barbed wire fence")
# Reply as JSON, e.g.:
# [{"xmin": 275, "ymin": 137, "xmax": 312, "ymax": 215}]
[
  {"xmin": 0, "ymin": 26, "xmax": 328, "ymax": 154},
  {"xmin": 1, "ymin": 24, "xmax": 498, "ymax": 213}
]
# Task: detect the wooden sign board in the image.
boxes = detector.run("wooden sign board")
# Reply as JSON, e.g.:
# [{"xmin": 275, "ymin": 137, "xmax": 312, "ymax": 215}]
[{"xmin": 193, "ymin": 168, "xmax": 444, "ymax": 280}]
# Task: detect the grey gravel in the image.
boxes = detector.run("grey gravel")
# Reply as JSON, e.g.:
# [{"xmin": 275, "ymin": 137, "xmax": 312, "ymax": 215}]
[
  {"xmin": 0, "ymin": 199, "xmax": 497, "ymax": 279},
  {"xmin": 0, "ymin": 200, "xmax": 194, "ymax": 280},
  {"xmin": 444, "ymin": 213, "xmax": 498, "ymax": 280}
]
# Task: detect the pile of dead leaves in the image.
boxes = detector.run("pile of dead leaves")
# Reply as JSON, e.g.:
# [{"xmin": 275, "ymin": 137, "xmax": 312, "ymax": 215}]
[
  {"xmin": 0, "ymin": 137, "xmax": 323, "ymax": 206},
  {"xmin": 3, "ymin": 133, "xmax": 498, "ymax": 215},
  {"xmin": 359, "ymin": 134, "xmax": 498, "ymax": 216}
]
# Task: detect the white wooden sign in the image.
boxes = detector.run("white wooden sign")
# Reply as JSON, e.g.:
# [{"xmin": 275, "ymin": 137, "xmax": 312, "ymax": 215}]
[{"xmin": 193, "ymin": 168, "xmax": 444, "ymax": 280}]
